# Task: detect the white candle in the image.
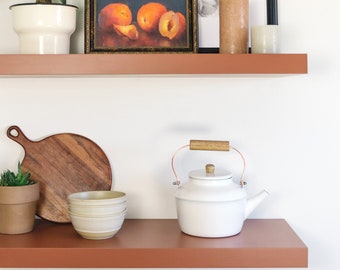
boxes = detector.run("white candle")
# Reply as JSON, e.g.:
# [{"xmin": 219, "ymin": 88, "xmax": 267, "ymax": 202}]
[{"xmin": 251, "ymin": 25, "xmax": 279, "ymax": 54}]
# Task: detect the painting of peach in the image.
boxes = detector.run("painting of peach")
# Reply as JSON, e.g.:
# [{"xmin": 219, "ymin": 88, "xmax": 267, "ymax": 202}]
[{"xmin": 85, "ymin": 0, "xmax": 198, "ymax": 53}]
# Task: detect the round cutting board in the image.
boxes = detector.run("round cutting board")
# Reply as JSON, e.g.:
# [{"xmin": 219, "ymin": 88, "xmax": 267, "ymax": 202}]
[{"xmin": 7, "ymin": 126, "xmax": 112, "ymax": 223}]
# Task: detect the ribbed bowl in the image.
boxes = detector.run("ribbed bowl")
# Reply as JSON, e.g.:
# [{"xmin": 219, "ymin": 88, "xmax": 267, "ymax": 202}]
[
  {"xmin": 69, "ymin": 209, "xmax": 126, "ymax": 240},
  {"xmin": 68, "ymin": 190, "xmax": 127, "ymax": 240},
  {"xmin": 68, "ymin": 191, "xmax": 126, "ymax": 205},
  {"xmin": 69, "ymin": 202, "xmax": 127, "ymax": 216},
  {"xmin": 68, "ymin": 207, "xmax": 127, "ymax": 218}
]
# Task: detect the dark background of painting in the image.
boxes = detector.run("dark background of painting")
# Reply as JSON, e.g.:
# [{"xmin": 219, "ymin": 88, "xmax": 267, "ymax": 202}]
[{"xmin": 95, "ymin": 0, "xmax": 187, "ymax": 20}]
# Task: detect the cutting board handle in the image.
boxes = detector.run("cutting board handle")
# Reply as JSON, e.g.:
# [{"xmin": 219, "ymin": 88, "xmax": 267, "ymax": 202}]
[{"xmin": 7, "ymin": 126, "xmax": 32, "ymax": 148}]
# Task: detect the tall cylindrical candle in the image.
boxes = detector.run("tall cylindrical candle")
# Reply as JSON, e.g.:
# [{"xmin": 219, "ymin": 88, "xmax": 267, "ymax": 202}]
[
  {"xmin": 219, "ymin": 0, "xmax": 249, "ymax": 54},
  {"xmin": 266, "ymin": 0, "xmax": 278, "ymax": 25}
]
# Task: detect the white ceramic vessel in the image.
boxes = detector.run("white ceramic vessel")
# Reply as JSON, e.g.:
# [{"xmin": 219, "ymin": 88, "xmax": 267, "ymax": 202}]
[
  {"xmin": 68, "ymin": 190, "xmax": 127, "ymax": 240},
  {"xmin": 10, "ymin": 3, "xmax": 77, "ymax": 54},
  {"xmin": 68, "ymin": 190, "xmax": 126, "ymax": 205},
  {"xmin": 175, "ymin": 164, "xmax": 268, "ymax": 238},
  {"xmin": 69, "ymin": 203, "xmax": 127, "ymax": 216},
  {"xmin": 69, "ymin": 210, "xmax": 126, "ymax": 231},
  {"xmin": 69, "ymin": 210, "xmax": 126, "ymax": 240}
]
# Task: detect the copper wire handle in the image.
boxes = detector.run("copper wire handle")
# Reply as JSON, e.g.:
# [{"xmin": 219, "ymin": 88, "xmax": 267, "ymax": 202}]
[{"xmin": 171, "ymin": 140, "xmax": 247, "ymax": 187}]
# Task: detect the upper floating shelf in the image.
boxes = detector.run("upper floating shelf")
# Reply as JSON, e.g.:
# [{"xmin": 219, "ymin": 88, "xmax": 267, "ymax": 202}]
[{"xmin": 0, "ymin": 53, "xmax": 307, "ymax": 76}]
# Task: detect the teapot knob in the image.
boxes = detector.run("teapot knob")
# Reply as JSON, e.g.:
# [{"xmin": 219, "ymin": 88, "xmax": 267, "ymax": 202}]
[{"xmin": 205, "ymin": 164, "xmax": 215, "ymax": 174}]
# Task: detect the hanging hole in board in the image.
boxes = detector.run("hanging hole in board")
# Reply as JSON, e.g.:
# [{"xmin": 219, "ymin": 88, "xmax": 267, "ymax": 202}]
[{"xmin": 9, "ymin": 128, "xmax": 19, "ymax": 137}]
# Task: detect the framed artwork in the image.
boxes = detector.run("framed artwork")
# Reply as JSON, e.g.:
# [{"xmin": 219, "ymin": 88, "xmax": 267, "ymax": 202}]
[
  {"xmin": 85, "ymin": 0, "xmax": 198, "ymax": 53},
  {"xmin": 197, "ymin": 0, "xmax": 219, "ymax": 53}
]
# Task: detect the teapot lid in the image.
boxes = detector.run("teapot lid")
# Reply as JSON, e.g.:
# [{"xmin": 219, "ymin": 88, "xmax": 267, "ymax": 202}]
[
  {"xmin": 189, "ymin": 164, "xmax": 232, "ymax": 180},
  {"xmin": 176, "ymin": 164, "xmax": 246, "ymax": 202}
]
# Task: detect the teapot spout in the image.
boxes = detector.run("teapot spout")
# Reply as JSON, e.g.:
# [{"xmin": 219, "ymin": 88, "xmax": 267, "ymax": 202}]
[{"xmin": 245, "ymin": 190, "xmax": 269, "ymax": 219}]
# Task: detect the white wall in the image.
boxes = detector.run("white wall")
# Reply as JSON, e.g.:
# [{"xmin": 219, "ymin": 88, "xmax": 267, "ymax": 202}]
[{"xmin": 1, "ymin": 0, "xmax": 340, "ymax": 269}]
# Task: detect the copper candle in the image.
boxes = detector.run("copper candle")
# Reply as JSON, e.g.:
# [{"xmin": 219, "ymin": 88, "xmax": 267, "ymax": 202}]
[{"xmin": 219, "ymin": 0, "xmax": 249, "ymax": 54}]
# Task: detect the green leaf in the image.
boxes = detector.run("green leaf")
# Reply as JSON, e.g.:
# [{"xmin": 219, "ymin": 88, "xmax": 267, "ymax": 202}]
[{"xmin": 0, "ymin": 162, "xmax": 32, "ymax": 186}]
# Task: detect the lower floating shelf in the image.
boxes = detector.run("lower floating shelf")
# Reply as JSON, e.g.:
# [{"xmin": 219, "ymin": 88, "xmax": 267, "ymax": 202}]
[{"xmin": 0, "ymin": 219, "xmax": 307, "ymax": 268}]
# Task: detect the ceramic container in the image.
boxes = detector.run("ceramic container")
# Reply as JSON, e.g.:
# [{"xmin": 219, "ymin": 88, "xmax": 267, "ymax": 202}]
[
  {"xmin": 175, "ymin": 164, "xmax": 268, "ymax": 238},
  {"xmin": 0, "ymin": 182, "xmax": 40, "ymax": 234},
  {"xmin": 10, "ymin": 3, "xmax": 77, "ymax": 54},
  {"xmin": 69, "ymin": 203, "xmax": 126, "ymax": 216},
  {"xmin": 68, "ymin": 190, "xmax": 127, "ymax": 240},
  {"xmin": 69, "ymin": 210, "xmax": 126, "ymax": 240},
  {"xmin": 68, "ymin": 191, "xmax": 126, "ymax": 205}
]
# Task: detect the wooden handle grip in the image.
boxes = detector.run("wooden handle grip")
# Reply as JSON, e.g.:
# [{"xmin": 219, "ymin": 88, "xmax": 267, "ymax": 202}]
[{"xmin": 190, "ymin": 140, "xmax": 230, "ymax": 151}]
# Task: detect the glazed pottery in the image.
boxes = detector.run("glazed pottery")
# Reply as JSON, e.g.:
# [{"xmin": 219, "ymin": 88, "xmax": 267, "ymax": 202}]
[{"xmin": 10, "ymin": 3, "xmax": 77, "ymax": 54}]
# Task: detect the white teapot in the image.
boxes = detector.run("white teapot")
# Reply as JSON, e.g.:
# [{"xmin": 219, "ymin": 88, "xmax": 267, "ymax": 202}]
[{"xmin": 172, "ymin": 140, "xmax": 268, "ymax": 238}]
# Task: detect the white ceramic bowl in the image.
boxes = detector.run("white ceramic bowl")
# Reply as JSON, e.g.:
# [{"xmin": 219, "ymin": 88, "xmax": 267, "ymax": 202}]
[
  {"xmin": 68, "ymin": 190, "xmax": 126, "ymax": 205},
  {"xmin": 69, "ymin": 210, "xmax": 126, "ymax": 240},
  {"xmin": 69, "ymin": 202, "xmax": 127, "ymax": 216},
  {"xmin": 75, "ymin": 228, "xmax": 122, "ymax": 240},
  {"xmin": 68, "ymin": 207, "xmax": 127, "ymax": 218}
]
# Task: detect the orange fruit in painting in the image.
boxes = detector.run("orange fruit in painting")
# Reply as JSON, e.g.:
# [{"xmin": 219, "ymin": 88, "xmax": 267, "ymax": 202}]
[
  {"xmin": 113, "ymin": 24, "xmax": 139, "ymax": 40},
  {"xmin": 137, "ymin": 2, "xmax": 167, "ymax": 32},
  {"xmin": 176, "ymin": 12, "xmax": 186, "ymax": 37},
  {"xmin": 159, "ymin": 11, "xmax": 186, "ymax": 40},
  {"xmin": 98, "ymin": 3, "xmax": 132, "ymax": 32}
]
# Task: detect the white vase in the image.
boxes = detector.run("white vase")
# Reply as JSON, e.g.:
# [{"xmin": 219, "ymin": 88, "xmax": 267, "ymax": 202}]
[{"xmin": 10, "ymin": 3, "xmax": 77, "ymax": 54}]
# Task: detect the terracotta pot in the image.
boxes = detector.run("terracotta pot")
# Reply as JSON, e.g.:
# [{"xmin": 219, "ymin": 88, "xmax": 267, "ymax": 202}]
[{"xmin": 0, "ymin": 182, "xmax": 40, "ymax": 234}]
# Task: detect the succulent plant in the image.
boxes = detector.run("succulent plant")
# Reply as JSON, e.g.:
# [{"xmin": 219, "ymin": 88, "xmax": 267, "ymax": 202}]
[{"xmin": 0, "ymin": 162, "xmax": 34, "ymax": 186}]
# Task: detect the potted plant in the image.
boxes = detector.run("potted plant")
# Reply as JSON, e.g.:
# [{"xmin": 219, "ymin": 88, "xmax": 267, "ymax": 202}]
[
  {"xmin": 0, "ymin": 162, "xmax": 40, "ymax": 234},
  {"xmin": 10, "ymin": 0, "xmax": 78, "ymax": 54}
]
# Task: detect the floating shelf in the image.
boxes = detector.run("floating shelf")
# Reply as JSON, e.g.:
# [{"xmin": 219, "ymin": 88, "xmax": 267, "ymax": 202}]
[
  {"xmin": 0, "ymin": 219, "xmax": 308, "ymax": 268},
  {"xmin": 0, "ymin": 54, "xmax": 307, "ymax": 76}
]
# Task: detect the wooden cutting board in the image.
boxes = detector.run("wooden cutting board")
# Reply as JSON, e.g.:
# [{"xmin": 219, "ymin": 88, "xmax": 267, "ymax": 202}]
[{"xmin": 7, "ymin": 126, "xmax": 112, "ymax": 223}]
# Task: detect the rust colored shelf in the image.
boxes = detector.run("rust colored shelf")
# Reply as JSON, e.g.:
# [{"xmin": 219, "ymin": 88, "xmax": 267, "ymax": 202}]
[
  {"xmin": 0, "ymin": 219, "xmax": 307, "ymax": 268},
  {"xmin": 0, "ymin": 54, "xmax": 307, "ymax": 75}
]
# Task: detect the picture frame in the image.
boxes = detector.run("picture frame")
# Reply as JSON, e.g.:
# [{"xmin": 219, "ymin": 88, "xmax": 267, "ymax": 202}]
[{"xmin": 85, "ymin": 0, "xmax": 198, "ymax": 53}]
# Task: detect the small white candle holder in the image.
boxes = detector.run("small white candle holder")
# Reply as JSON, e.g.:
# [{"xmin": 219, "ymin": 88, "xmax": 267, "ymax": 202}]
[{"xmin": 251, "ymin": 25, "xmax": 279, "ymax": 54}]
